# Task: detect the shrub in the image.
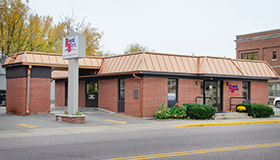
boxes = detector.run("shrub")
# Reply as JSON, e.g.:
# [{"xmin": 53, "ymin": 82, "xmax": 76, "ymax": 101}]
[
  {"xmin": 155, "ymin": 103, "xmax": 217, "ymax": 120},
  {"xmin": 250, "ymin": 104, "xmax": 274, "ymax": 118},
  {"xmin": 168, "ymin": 103, "xmax": 187, "ymax": 119},
  {"xmin": 155, "ymin": 104, "xmax": 169, "ymax": 119},
  {"xmin": 187, "ymin": 104, "xmax": 216, "ymax": 119}
]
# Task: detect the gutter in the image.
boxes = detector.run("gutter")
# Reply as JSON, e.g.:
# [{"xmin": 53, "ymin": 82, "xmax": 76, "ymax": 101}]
[
  {"xmin": 133, "ymin": 73, "xmax": 143, "ymax": 117},
  {"xmin": 26, "ymin": 65, "xmax": 32, "ymax": 115}
]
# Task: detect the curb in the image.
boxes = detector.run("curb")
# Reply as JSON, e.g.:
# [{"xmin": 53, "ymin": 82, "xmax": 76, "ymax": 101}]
[{"xmin": 176, "ymin": 120, "xmax": 280, "ymax": 128}]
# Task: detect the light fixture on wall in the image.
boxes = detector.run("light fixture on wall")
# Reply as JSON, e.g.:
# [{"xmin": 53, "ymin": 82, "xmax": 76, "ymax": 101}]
[
  {"xmin": 227, "ymin": 82, "xmax": 230, "ymax": 86},
  {"xmin": 195, "ymin": 81, "xmax": 199, "ymax": 85}
]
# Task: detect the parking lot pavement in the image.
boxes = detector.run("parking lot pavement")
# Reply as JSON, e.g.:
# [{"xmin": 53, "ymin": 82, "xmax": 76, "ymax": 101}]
[
  {"xmin": 274, "ymin": 108, "xmax": 280, "ymax": 115},
  {"xmin": 0, "ymin": 107, "xmax": 152, "ymax": 131}
]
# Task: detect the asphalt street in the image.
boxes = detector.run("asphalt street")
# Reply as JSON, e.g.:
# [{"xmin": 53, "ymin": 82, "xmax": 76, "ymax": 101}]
[{"xmin": 0, "ymin": 123, "xmax": 280, "ymax": 160}]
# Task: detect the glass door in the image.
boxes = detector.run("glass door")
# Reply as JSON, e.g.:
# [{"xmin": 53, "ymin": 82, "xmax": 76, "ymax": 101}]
[
  {"xmin": 86, "ymin": 80, "xmax": 98, "ymax": 107},
  {"xmin": 118, "ymin": 79, "xmax": 125, "ymax": 112},
  {"xmin": 204, "ymin": 81, "xmax": 222, "ymax": 112}
]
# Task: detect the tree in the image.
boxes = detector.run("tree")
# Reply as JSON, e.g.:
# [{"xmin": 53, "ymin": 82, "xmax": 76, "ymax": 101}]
[
  {"xmin": 124, "ymin": 43, "xmax": 155, "ymax": 54},
  {"xmin": 56, "ymin": 13, "xmax": 103, "ymax": 56},
  {"xmin": 0, "ymin": 0, "xmax": 30, "ymax": 56},
  {"xmin": 0, "ymin": 1, "xmax": 103, "ymax": 56}
]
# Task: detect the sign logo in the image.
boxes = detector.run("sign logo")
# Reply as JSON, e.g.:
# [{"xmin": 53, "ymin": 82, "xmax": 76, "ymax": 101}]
[
  {"xmin": 62, "ymin": 33, "xmax": 85, "ymax": 59},
  {"xmin": 64, "ymin": 37, "xmax": 77, "ymax": 52},
  {"xmin": 229, "ymin": 84, "xmax": 239, "ymax": 93},
  {"xmin": 62, "ymin": 35, "xmax": 81, "ymax": 59}
]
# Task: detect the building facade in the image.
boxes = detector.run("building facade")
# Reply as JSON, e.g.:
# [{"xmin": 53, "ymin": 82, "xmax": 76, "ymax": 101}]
[
  {"xmin": 235, "ymin": 29, "xmax": 280, "ymax": 103},
  {"xmin": 2, "ymin": 52, "xmax": 278, "ymax": 117}
]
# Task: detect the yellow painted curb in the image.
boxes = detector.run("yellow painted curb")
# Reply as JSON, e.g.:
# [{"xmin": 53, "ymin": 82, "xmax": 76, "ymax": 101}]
[{"xmin": 176, "ymin": 120, "xmax": 280, "ymax": 128}]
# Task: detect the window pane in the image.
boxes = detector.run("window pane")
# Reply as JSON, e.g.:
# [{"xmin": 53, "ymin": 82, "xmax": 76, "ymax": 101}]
[
  {"xmin": 247, "ymin": 53, "xmax": 253, "ymax": 60},
  {"xmin": 273, "ymin": 51, "xmax": 277, "ymax": 59},
  {"xmin": 276, "ymin": 83, "xmax": 280, "ymax": 96},
  {"xmin": 241, "ymin": 52, "xmax": 258, "ymax": 60},
  {"xmin": 87, "ymin": 81, "xmax": 98, "ymax": 94},
  {"xmin": 242, "ymin": 81, "xmax": 249, "ymax": 99},
  {"xmin": 168, "ymin": 79, "xmax": 176, "ymax": 100},
  {"xmin": 268, "ymin": 82, "xmax": 275, "ymax": 96},
  {"xmin": 119, "ymin": 79, "xmax": 125, "ymax": 100}
]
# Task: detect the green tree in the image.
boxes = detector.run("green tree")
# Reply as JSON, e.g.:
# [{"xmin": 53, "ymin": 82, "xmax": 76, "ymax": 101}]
[
  {"xmin": 0, "ymin": 0, "xmax": 103, "ymax": 56},
  {"xmin": 124, "ymin": 43, "xmax": 155, "ymax": 54}
]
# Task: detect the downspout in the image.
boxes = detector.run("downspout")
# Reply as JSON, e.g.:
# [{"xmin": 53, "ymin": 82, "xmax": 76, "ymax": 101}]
[
  {"xmin": 133, "ymin": 73, "xmax": 143, "ymax": 117},
  {"xmin": 26, "ymin": 65, "xmax": 32, "ymax": 115}
]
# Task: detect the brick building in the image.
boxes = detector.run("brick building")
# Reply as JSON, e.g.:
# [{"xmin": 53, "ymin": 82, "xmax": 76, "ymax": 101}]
[
  {"xmin": 2, "ymin": 52, "xmax": 278, "ymax": 117},
  {"xmin": 235, "ymin": 29, "xmax": 280, "ymax": 103}
]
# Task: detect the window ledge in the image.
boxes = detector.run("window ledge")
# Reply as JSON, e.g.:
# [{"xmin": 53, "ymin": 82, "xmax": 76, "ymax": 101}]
[{"xmin": 272, "ymin": 59, "xmax": 277, "ymax": 61}]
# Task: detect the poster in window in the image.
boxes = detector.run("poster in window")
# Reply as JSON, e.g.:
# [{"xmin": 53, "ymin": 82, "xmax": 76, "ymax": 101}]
[{"xmin": 168, "ymin": 93, "xmax": 176, "ymax": 100}]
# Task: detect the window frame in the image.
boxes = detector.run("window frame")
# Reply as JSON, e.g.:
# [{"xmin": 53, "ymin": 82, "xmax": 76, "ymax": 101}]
[
  {"xmin": 241, "ymin": 52, "xmax": 258, "ymax": 60},
  {"xmin": 273, "ymin": 51, "xmax": 277, "ymax": 60}
]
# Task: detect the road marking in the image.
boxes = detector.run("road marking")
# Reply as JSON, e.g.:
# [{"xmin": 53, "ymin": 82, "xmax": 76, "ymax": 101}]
[
  {"xmin": 16, "ymin": 123, "xmax": 38, "ymax": 128},
  {"xmin": 104, "ymin": 119, "xmax": 127, "ymax": 124},
  {"xmin": 105, "ymin": 142, "xmax": 280, "ymax": 160}
]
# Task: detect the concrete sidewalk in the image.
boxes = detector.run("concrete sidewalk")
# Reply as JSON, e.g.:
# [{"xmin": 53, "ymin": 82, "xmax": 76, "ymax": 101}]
[{"xmin": 1, "ymin": 107, "xmax": 280, "ymax": 139}]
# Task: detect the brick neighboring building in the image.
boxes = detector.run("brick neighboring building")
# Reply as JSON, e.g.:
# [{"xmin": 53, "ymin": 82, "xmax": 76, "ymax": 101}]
[
  {"xmin": 235, "ymin": 29, "xmax": 280, "ymax": 103},
  {"xmin": 2, "ymin": 52, "xmax": 278, "ymax": 117}
]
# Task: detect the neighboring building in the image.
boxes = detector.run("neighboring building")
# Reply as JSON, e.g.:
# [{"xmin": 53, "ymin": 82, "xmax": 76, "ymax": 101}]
[
  {"xmin": 2, "ymin": 52, "xmax": 278, "ymax": 117},
  {"xmin": 0, "ymin": 57, "xmax": 7, "ymax": 91},
  {"xmin": 235, "ymin": 29, "xmax": 280, "ymax": 103}
]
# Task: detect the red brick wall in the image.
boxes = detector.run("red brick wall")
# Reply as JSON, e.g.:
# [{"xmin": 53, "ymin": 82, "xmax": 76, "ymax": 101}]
[
  {"xmin": 55, "ymin": 81, "xmax": 85, "ymax": 107},
  {"xmin": 251, "ymin": 81, "xmax": 268, "ymax": 105},
  {"xmin": 29, "ymin": 78, "xmax": 51, "ymax": 115},
  {"xmin": 6, "ymin": 78, "xmax": 27, "ymax": 115},
  {"xmin": 79, "ymin": 81, "xmax": 85, "ymax": 108},
  {"xmin": 235, "ymin": 29, "xmax": 280, "ymax": 76},
  {"xmin": 223, "ymin": 81, "xmax": 243, "ymax": 111},
  {"xmin": 178, "ymin": 79, "xmax": 201, "ymax": 104},
  {"xmin": 6, "ymin": 77, "xmax": 51, "ymax": 115},
  {"xmin": 125, "ymin": 78, "xmax": 141, "ymax": 117},
  {"xmin": 142, "ymin": 77, "xmax": 168, "ymax": 118},
  {"xmin": 99, "ymin": 79, "xmax": 118, "ymax": 112},
  {"xmin": 55, "ymin": 82, "xmax": 65, "ymax": 107}
]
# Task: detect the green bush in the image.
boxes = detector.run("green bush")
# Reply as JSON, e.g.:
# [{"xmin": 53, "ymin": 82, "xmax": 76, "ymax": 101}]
[
  {"xmin": 167, "ymin": 103, "xmax": 187, "ymax": 119},
  {"xmin": 155, "ymin": 104, "xmax": 169, "ymax": 119},
  {"xmin": 155, "ymin": 103, "xmax": 217, "ymax": 120},
  {"xmin": 186, "ymin": 103, "xmax": 216, "ymax": 119},
  {"xmin": 251, "ymin": 104, "xmax": 274, "ymax": 118},
  {"xmin": 237, "ymin": 103, "xmax": 274, "ymax": 118}
]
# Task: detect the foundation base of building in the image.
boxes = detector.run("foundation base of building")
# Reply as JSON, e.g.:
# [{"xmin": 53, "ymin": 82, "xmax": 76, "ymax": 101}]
[{"xmin": 55, "ymin": 114, "xmax": 86, "ymax": 124}]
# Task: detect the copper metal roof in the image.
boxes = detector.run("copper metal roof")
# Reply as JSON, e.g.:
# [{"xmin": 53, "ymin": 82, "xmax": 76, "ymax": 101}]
[
  {"xmin": 99, "ymin": 52, "xmax": 276, "ymax": 77},
  {"xmin": 2, "ymin": 51, "xmax": 102, "ymax": 69},
  {"xmin": 2, "ymin": 51, "xmax": 279, "ymax": 79},
  {"xmin": 51, "ymin": 70, "xmax": 68, "ymax": 79}
]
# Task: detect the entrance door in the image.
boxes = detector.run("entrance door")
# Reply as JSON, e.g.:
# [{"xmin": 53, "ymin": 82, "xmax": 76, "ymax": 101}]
[
  {"xmin": 204, "ymin": 81, "xmax": 222, "ymax": 112},
  {"xmin": 86, "ymin": 81, "xmax": 98, "ymax": 107},
  {"xmin": 118, "ymin": 79, "xmax": 125, "ymax": 112}
]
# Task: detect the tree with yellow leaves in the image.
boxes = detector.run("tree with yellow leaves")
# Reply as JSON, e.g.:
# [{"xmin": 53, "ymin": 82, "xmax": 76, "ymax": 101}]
[
  {"xmin": 0, "ymin": 0, "xmax": 103, "ymax": 56},
  {"xmin": 124, "ymin": 43, "xmax": 155, "ymax": 54}
]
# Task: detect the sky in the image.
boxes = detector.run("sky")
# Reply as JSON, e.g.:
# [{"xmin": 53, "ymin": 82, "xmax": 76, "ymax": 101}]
[{"xmin": 28, "ymin": 0, "xmax": 280, "ymax": 58}]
